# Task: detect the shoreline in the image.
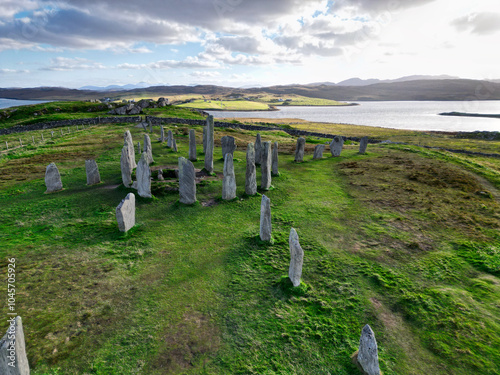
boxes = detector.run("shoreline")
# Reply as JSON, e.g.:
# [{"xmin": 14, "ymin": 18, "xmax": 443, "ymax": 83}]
[{"xmin": 439, "ymin": 111, "xmax": 500, "ymax": 119}]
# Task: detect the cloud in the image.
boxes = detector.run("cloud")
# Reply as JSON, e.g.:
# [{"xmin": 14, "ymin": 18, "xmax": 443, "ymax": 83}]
[
  {"xmin": 40, "ymin": 57, "xmax": 106, "ymax": 71},
  {"xmin": 0, "ymin": 0, "xmax": 39, "ymax": 20},
  {"xmin": 331, "ymin": 0, "xmax": 437, "ymax": 14},
  {"xmin": 451, "ymin": 12, "xmax": 500, "ymax": 35},
  {"xmin": 117, "ymin": 57, "xmax": 221, "ymax": 70},
  {"xmin": 0, "ymin": 68, "xmax": 30, "ymax": 73},
  {"xmin": 189, "ymin": 71, "xmax": 221, "ymax": 78}
]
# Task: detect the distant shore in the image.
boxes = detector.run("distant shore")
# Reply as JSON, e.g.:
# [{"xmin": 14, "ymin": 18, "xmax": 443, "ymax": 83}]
[{"xmin": 439, "ymin": 111, "xmax": 500, "ymax": 119}]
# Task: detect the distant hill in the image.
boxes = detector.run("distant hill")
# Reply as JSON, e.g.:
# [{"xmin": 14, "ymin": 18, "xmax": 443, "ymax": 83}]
[
  {"xmin": 333, "ymin": 75, "xmax": 459, "ymax": 86},
  {"xmin": 79, "ymin": 82, "xmax": 152, "ymax": 91}
]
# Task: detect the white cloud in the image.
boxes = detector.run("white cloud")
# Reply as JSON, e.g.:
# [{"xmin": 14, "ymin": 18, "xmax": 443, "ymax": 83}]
[
  {"xmin": 41, "ymin": 57, "xmax": 106, "ymax": 71},
  {"xmin": 0, "ymin": 68, "xmax": 30, "ymax": 73}
]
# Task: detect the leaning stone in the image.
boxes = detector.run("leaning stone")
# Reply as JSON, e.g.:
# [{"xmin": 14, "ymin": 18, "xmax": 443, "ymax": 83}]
[
  {"xmin": 261, "ymin": 141, "xmax": 272, "ymax": 190},
  {"xmin": 330, "ymin": 136, "xmax": 344, "ymax": 157},
  {"xmin": 204, "ymin": 116, "xmax": 214, "ymax": 173},
  {"xmin": 143, "ymin": 134, "xmax": 154, "ymax": 164},
  {"xmin": 359, "ymin": 136, "xmax": 368, "ymax": 154},
  {"xmin": 260, "ymin": 194, "xmax": 272, "ymax": 241},
  {"xmin": 222, "ymin": 153, "xmax": 237, "ymax": 200},
  {"xmin": 136, "ymin": 152, "xmax": 152, "ymax": 198},
  {"xmin": 115, "ymin": 193, "xmax": 135, "ymax": 232},
  {"xmin": 288, "ymin": 228, "xmax": 304, "ymax": 287},
  {"xmin": 255, "ymin": 133, "xmax": 262, "ymax": 165},
  {"xmin": 271, "ymin": 141, "xmax": 279, "ymax": 176},
  {"xmin": 0, "ymin": 316, "xmax": 30, "ymax": 375},
  {"xmin": 354, "ymin": 324, "xmax": 381, "ymax": 375},
  {"xmin": 294, "ymin": 137, "xmax": 306, "ymax": 162},
  {"xmin": 245, "ymin": 142, "xmax": 257, "ymax": 196},
  {"xmin": 189, "ymin": 129, "xmax": 197, "ymax": 161},
  {"xmin": 85, "ymin": 159, "xmax": 101, "ymax": 185},
  {"xmin": 179, "ymin": 157, "xmax": 196, "ymax": 204},
  {"xmin": 172, "ymin": 138, "xmax": 178, "ymax": 152},
  {"xmin": 313, "ymin": 144, "xmax": 325, "ymax": 159},
  {"xmin": 167, "ymin": 130, "xmax": 173, "ymax": 148},
  {"xmin": 45, "ymin": 163, "xmax": 63, "ymax": 193},
  {"xmin": 121, "ymin": 146, "xmax": 133, "ymax": 187},
  {"xmin": 221, "ymin": 135, "xmax": 237, "ymax": 159}
]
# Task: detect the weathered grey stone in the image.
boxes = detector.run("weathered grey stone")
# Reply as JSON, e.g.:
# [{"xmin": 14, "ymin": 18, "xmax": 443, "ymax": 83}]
[
  {"xmin": 157, "ymin": 169, "xmax": 164, "ymax": 181},
  {"xmin": 288, "ymin": 228, "xmax": 304, "ymax": 287},
  {"xmin": 136, "ymin": 152, "xmax": 152, "ymax": 198},
  {"xmin": 179, "ymin": 157, "xmax": 196, "ymax": 204},
  {"xmin": 0, "ymin": 316, "xmax": 30, "ymax": 375},
  {"xmin": 140, "ymin": 122, "xmax": 147, "ymax": 131},
  {"xmin": 137, "ymin": 142, "xmax": 141, "ymax": 154},
  {"xmin": 189, "ymin": 129, "xmax": 197, "ymax": 161},
  {"xmin": 120, "ymin": 145, "xmax": 133, "ymax": 187},
  {"xmin": 172, "ymin": 138, "xmax": 178, "ymax": 152},
  {"xmin": 167, "ymin": 130, "xmax": 173, "ymax": 148},
  {"xmin": 259, "ymin": 194, "xmax": 272, "ymax": 241},
  {"xmin": 221, "ymin": 136, "xmax": 237, "ymax": 159},
  {"xmin": 255, "ymin": 133, "xmax": 262, "ymax": 165},
  {"xmin": 128, "ymin": 106, "xmax": 141, "ymax": 115},
  {"xmin": 261, "ymin": 141, "xmax": 272, "ymax": 190},
  {"xmin": 160, "ymin": 126, "xmax": 165, "ymax": 143},
  {"xmin": 45, "ymin": 163, "xmax": 63, "ymax": 193},
  {"xmin": 19, "ymin": 138, "xmax": 22, "ymax": 147},
  {"xmin": 355, "ymin": 324, "xmax": 380, "ymax": 375},
  {"xmin": 359, "ymin": 136, "xmax": 368, "ymax": 154},
  {"xmin": 294, "ymin": 137, "xmax": 306, "ymax": 162},
  {"xmin": 245, "ymin": 143, "xmax": 257, "ymax": 196},
  {"xmin": 203, "ymin": 126, "xmax": 207, "ymax": 154},
  {"xmin": 143, "ymin": 134, "xmax": 154, "ymax": 164},
  {"xmin": 124, "ymin": 130, "xmax": 136, "ymax": 168},
  {"xmin": 330, "ymin": 136, "xmax": 344, "ymax": 157},
  {"xmin": 271, "ymin": 141, "xmax": 279, "ymax": 176},
  {"xmin": 204, "ymin": 116, "xmax": 214, "ymax": 173},
  {"xmin": 115, "ymin": 193, "xmax": 135, "ymax": 232},
  {"xmin": 148, "ymin": 120, "xmax": 153, "ymax": 133},
  {"xmin": 313, "ymin": 144, "xmax": 325, "ymax": 159},
  {"xmin": 222, "ymin": 153, "xmax": 237, "ymax": 200},
  {"xmin": 85, "ymin": 159, "xmax": 101, "ymax": 185}
]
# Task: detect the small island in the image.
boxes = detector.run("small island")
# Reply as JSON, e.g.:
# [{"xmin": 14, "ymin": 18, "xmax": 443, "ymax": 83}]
[{"xmin": 439, "ymin": 111, "xmax": 500, "ymax": 119}]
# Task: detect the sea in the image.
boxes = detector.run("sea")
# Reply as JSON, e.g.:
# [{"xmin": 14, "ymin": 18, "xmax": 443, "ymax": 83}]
[
  {"xmin": 207, "ymin": 100, "xmax": 500, "ymax": 132},
  {"xmin": 0, "ymin": 98, "xmax": 52, "ymax": 110}
]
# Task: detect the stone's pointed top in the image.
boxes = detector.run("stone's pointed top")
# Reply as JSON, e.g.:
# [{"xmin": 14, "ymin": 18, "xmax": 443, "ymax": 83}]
[
  {"xmin": 0, "ymin": 315, "xmax": 30, "ymax": 375},
  {"xmin": 289, "ymin": 227, "xmax": 298, "ymax": 242},
  {"xmin": 357, "ymin": 324, "xmax": 380, "ymax": 375},
  {"xmin": 45, "ymin": 163, "xmax": 63, "ymax": 193},
  {"xmin": 85, "ymin": 159, "xmax": 101, "ymax": 185}
]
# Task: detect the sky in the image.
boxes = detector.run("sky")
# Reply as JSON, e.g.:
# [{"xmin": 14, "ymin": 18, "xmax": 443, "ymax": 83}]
[{"xmin": 0, "ymin": 0, "xmax": 499, "ymax": 88}]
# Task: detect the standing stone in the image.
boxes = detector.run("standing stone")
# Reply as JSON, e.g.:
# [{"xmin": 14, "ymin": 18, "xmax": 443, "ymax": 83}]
[
  {"xmin": 4, "ymin": 141, "xmax": 7, "ymax": 150},
  {"xmin": 143, "ymin": 134, "xmax": 154, "ymax": 164},
  {"xmin": 259, "ymin": 194, "xmax": 272, "ymax": 241},
  {"xmin": 41, "ymin": 133, "xmax": 44, "ymax": 141},
  {"xmin": 124, "ymin": 130, "xmax": 137, "ymax": 168},
  {"xmin": 288, "ymin": 228, "xmax": 304, "ymax": 287},
  {"xmin": 51, "ymin": 131, "xmax": 54, "ymax": 137},
  {"xmin": 359, "ymin": 136, "xmax": 368, "ymax": 154},
  {"xmin": 330, "ymin": 136, "xmax": 344, "ymax": 157},
  {"xmin": 137, "ymin": 142, "xmax": 141, "ymax": 154},
  {"xmin": 179, "ymin": 157, "xmax": 196, "ymax": 204},
  {"xmin": 172, "ymin": 138, "xmax": 178, "ymax": 152},
  {"xmin": 245, "ymin": 143, "xmax": 257, "ymax": 196},
  {"xmin": 261, "ymin": 141, "xmax": 272, "ymax": 190},
  {"xmin": 221, "ymin": 136, "xmax": 237, "ymax": 159},
  {"xmin": 294, "ymin": 137, "xmax": 306, "ymax": 162},
  {"xmin": 222, "ymin": 153, "xmax": 236, "ymax": 200},
  {"xmin": 60, "ymin": 129, "xmax": 63, "ymax": 135},
  {"xmin": 255, "ymin": 133, "xmax": 262, "ymax": 165},
  {"xmin": 136, "ymin": 152, "xmax": 152, "ymax": 198},
  {"xmin": 157, "ymin": 169, "xmax": 164, "ymax": 181},
  {"xmin": 85, "ymin": 159, "xmax": 101, "ymax": 185},
  {"xmin": 0, "ymin": 316, "xmax": 30, "ymax": 375},
  {"xmin": 44, "ymin": 163, "xmax": 63, "ymax": 193},
  {"xmin": 167, "ymin": 130, "xmax": 173, "ymax": 148},
  {"xmin": 204, "ymin": 116, "xmax": 214, "ymax": 173},
  {"xmin": 203, "ymin": 127, "xmax": 207, "ymax": 154},
  {"xmin": 313, "ymin": 144, "xmax": 325, "ymax": 159},
  {"xmin": 271, "ymin": 141, "xmax": 279, "ymax": 176},
  {"xmin": 19, "ymin": 138, "xmax": 22, "ymax": 147},
  {"xmin": 189, "ymin": 129, "xmax": 197, "ymax": 161},
  {"xmin": 32, "ymin": 136, "xmax": 35, "ymax": 144},
  {"xmin": 148, "ymin": 120, "xmax": 153, "ymax": 133},
  {"xmin": 160, "ymin": 125, "xmax": 165, "ymax": 143},
  {"xmin": 354, "ymin": 325, "xmax": 381, "ymax": 375},
  {"xmin": 121, "ymin": 146, "xmax": 133, "ymax": 187},
  {"xmin": 115, "ymin": 193, "xmax": 135, "ymax": 232}
]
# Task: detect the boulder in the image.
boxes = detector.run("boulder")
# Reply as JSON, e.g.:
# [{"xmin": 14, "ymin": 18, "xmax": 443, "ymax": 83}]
[
  {"xmin": 44, "ymin": 163, "xmax": 63, "ymax": 193},
  {"xmin": 330, "ymin": 136, "xmax": 344, "ymax": 157}
]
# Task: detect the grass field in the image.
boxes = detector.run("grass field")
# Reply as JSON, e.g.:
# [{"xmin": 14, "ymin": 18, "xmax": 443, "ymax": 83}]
[
  {"xmin": 252, "ymin": 94, "xmax": 350, "ymax": 106},
  {"xmin": 177, "ymin": 99, "xmax": 270, "ymax": 111},
  {"xmin": 0, "ymin": 103, "xmax": 499, "ymax": 374}
]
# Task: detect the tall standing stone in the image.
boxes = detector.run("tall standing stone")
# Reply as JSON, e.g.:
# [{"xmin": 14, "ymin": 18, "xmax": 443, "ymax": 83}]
[
  {"xmin": 354, "ymin": 325, "xmax": 381, "ymax": 375},
  {"xmin": 222, "ymin": 153, "xmax": 236, "ymax": 200},
  {"xmin": 203, "ymin": 127, "xmax": 207, "ymax": 154},
  {"xmin": 294, "ymin": 137, "xmax": 306, "ymax": 162},
  {"xmin": 271, "ymin": 141, "xmax": 279, "ymax": 176},
  {"xmin": 160, "ymin": 125, "xmax": 165, "ymax": 143},
  {"xmin": 136, "ymin": 152, "xmax": 152, "ymax": 198},
  {"xmin": 179, "ymin": 157, "xmax": 196, "ymax": 204},
  {"xmin": 45, "ymin": 163, "xmax": 63, "ymax": 193},
  {"xmin": 124, "ymin": 130, "xmax": 136, "ymax": 168},
  {"xmin": 0, "ymin": 316, "xmax": 30, "ymax": 375},
  {"xmin": 137, "ymin": 142, "xmax": 141, "ymax": 154},
  {"xmin": 221, "ymin": 136, "xmax": 237, "ymax": 159},
  {"xmin": 255, "ymin": 133, "xmax": 262, "ymax": 165},
  {"xmin": 330, "ymin": 136, "xmax": 344, "ymax": 157},
  {"xmin": 121, "ymin": 146, "xmax": 133, "ymax": 187},
  {"xmin": 189, "ymin": 129, "xmax": 197, "ymax": 161},
  {"xmin": 115, "ymin": 193, "xmax": 135, "ymax": 232},
  {"xmin": 143, "ymin": 134, "xmax": 154, "ymax": 164},
  {"xmin": 288, "ymin": 228, "xmax": 304, "ymax": 287},
  {"xmin": 148, "ymin": 119, "xmax": 153, "ymax": 133},
  {"xmin": 259, "ymin": 194, "xmax": 272, "ymax": 241},
  {"xmin": 167, "ymin": 130, "xmax": 173, "ymax": 148},
  {"xmin": 245, "ymin": 143, "xmax": 257, "ymax": 196},
  {"xmin": 313, "ymin": 144, "xmax": 325, "ymax": 159},
  {"xmin": 261, "ymin": 141, "xmax": 272, "ymax": 190},
  {"xmin": 204, "ymin": 115, "xmax": 214, "ymax": 173},
  {"xmin": 85, "ymin": 159, "xmax": 101, "ymax": 185},
  {"xmin": 172, "ymin": 138, "xmax": 178, "ymax": 152},
  {"xmin": 359, "ymin": 136, "xmax": 368, "ymax": 154}
]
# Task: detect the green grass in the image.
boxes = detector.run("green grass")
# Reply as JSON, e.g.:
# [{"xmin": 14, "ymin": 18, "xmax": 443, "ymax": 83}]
[
  {"xmin": 0, "ymin": 105, "xmax": 499, "ymax": 374},
  {"xmin": 177, "ymin": 99, "xmax": 270, "ymax": 111},
  {"xmin": 253, "ymin": 94, "xmax": 350, "ymax": 106}
]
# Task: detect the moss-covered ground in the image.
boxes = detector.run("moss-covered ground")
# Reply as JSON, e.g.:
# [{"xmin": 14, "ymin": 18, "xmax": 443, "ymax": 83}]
[{"xmin": 0, "ymin": 103, "xmax": 499, "ymax": 374}]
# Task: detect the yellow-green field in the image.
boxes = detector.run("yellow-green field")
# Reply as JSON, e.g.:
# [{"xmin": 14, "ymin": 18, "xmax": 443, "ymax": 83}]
[{"xmin": 177, "ymin": 99, "xmax": 271, "ymax": 111}]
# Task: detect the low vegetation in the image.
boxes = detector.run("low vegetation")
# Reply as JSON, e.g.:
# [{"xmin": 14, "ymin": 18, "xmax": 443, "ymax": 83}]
[
  {"xmin": 0, "ymin": 102, "xmax": 499, "ymax": 374},
  {"xmin": 177, "ymin": 99, "xmax": 270, "ymax": 111}
]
